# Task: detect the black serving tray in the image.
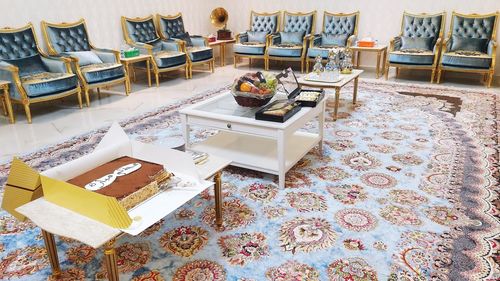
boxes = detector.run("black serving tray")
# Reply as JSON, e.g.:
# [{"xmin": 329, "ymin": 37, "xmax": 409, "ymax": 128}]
[
  {"xmin": 255, "ymin": 99, "xmax": 301, "ymax": 123},
  {"xmin": 276, "ymin": 67, "xmax": 325, "ymax": 107}
]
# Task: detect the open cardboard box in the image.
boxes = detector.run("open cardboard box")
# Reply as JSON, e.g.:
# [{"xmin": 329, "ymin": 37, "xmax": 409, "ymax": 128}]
[{"xmin": 3, "ymin": 123, "xmax": 212, "ymax": 235}]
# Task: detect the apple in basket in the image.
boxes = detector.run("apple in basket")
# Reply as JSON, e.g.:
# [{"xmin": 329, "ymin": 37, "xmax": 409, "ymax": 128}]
[{"xmin": 231, "ymin": 72, "xmax": 278, "ymax": 107}]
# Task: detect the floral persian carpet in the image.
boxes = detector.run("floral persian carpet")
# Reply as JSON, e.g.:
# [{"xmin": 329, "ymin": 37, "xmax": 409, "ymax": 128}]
[{"xmin": 0, "ymin": 79, "xmax": 498, "ymax": 281}]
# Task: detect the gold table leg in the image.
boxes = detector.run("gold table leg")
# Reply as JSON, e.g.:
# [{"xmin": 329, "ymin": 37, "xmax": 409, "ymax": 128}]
[
  {"xmin": 146, "ymin": 59, "xmax": 151, "ymax": 87},
  {"xmin": 381, "ymin": 48, "xmax": 387, "ymax": 78},
  {"xmin": 353, "ymin": 77, "xmax": 359, "ymax": 104},
  {"xmin": 104, "ymin": 239, "xmax": 120, "ymax": 281},
  {"xmin": 214, "ymin": 171, "xmax": 223, "ymax": 229},
  {"xmin": 356, "ymin": 51, "xmax": 361, "ymax": 68},
  {"xmin": 333, "ymin": 87, "xmax": 340, "ymax": 121},
  {"xmin": 3, "ymin": 85, "xmax": 14, "ymax": 123},
  {"xmin": 41, "ymin": 230, "xmax": 61, "ymax": 278},
  {"xmin": 376, "ymin": 51, "xmax": 381, "ymax": 78}
]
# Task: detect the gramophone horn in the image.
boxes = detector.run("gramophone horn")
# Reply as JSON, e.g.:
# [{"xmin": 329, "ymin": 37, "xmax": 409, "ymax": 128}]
[{"xmin": 210, "ymin": 7, "xmax": 228, "ymax": 29}]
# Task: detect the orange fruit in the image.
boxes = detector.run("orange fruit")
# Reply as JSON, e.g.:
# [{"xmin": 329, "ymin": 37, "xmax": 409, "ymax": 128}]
[{"xmin": 240, "ymin": 82, "xmax": 253, "ymax": 92}]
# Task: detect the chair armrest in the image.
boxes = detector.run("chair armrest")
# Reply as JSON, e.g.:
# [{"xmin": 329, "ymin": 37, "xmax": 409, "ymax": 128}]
[
  {"xmin": 270, "ymin": 33, "xmax": 281, "ymax": 46},
  {"xmin": 487, "ymin": 40, "xmax": 497, "ymax": 56},
  {"xmin": 40, "ymin": 55, "xmax": 72, "ymax": 73},
  {"xmin": 444, "ymin": 37, "xmax": 452, "ymax": 52},
  {"xmin": 347, "ymin": 34, "xmax": 357, "ymax": 48},
  {"xmin": 190, "ymin": 36, "xmax": 208, "ymax": 47},
  {"xmin": 433, "ymin": 38, "xmax": 442, "ymax": 54},
  {"xmin": 93, "ymin": 47, "xmax": 120, "ymax": 63},
  {"xmin": 0, "ymin": 61, "xmax": 24, "ymax": 100},
  {"xmin": 236, "ymin": 32, "xmax": 248, "ymax": 43}
]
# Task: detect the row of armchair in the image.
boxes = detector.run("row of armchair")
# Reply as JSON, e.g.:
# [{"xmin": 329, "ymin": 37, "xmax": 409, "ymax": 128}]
[
  {"xmin": 234, "ymin": 10, "xmax": 499, "ymax": 87},
  {"xmin": 0, "ymin": 13, "xmax": 214, "ymax": 123}
]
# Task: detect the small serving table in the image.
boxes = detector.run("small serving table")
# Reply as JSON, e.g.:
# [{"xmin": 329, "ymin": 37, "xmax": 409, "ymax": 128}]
[
  {"xmin": 120, "ymin": 54, "xmax": 153, "ymax": 88},
  {"xmin": 209, "ymin": 39, "xmax": 236, "ymax": 66},
  {"xmin": 350, "ymin": 45, "xmax": 387, "ymax": 78},
  {"xmin": 180, "ymin": 92, "xmax": 326, "ymax": 189},
  {"xmin": 17, "ymin": 153, "xmax": 230, "ymax": 281},
  {"xmin": 297, "ymin": 69, "xmax": 363, "ymax": 121},
  {"xmin": 0, "ymin": 80, "xmax": 14, "ymax": 123}
]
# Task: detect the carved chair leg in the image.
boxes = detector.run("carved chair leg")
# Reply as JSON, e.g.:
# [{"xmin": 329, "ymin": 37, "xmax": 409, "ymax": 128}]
[
  {"xmin": 384, "ymin": 64, "xmax": 390, "ymax": 80},
  {"xmin": 436, "ymin": 68, "xmax": 442, "ymax": 84},
  {"xmin": 155, "ymin": 72, "xmax": 160, "ymax": 87},
  {"xmin": 430, "ymin": 69, "xmax": 436, "ymax": 83},
  {"xmin": 306, "ymin": 59, "xmax": 309, "ymax": 73},
  {"xmin": 124, "ymin": 80, "xmax": 130, "ymax": 96},
  {"xmin": 23, "ymin": 103, "xmax": 32, "ymax": 124},
  {"xmin": 1, "ymin": 96, "xmax": 7, "ymax": 116},
  {"xmin": 487, "ymin": 72, "xmax": 494, "ymax": 88},
  {"xmin": 76, "ymin": 89, "xmax": 83, "ymax": 109},
  {"xmin": 301, "ymin": 60, "xmax": 304, "ymax": 73}
]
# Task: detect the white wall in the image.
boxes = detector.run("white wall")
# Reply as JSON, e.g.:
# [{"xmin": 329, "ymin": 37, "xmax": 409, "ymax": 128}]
[
  {"xmin": 1, "ymin": 0, "xmax": 499, "ymax": 73},
  {"xmin": 223, "ymin": 0, "xmax": 500, "ymax": 73}
]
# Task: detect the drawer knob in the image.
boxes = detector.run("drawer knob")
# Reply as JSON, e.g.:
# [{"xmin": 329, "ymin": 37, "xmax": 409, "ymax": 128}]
[{"xmin": 226, "ymin": 123, "xmax": 232, "ymax": 129}]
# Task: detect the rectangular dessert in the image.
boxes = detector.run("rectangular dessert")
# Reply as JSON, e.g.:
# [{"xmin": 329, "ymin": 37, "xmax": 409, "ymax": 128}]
[{"xmin": 68, "ymin": 156, "xmax": 171, "ymax": 210}]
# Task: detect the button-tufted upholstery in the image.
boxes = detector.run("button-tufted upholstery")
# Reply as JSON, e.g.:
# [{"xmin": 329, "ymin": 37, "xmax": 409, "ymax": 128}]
[
  {"xmin": 251, "ymin": 14, "xmax": 278, "ymax": 33},
  {"xmin": 45, "ymin": 23, "xmax": 91, "ymax": 53},
  {"xmin": 125, "ymin": 18, "xmax": 159, "ymax": 44},
  {"xmin": 401, "ymin": 14, "xmax": 443, "ymax": 47},
  {"xmin": 451, "ymin": 15, "xmax": 496, "ymax": 39},
  {"xmin": 158, "ymin": 16, "xmax": 185, "ymax": 38},
  {"xmin": 283, "ymin": 13, "xmax": 314, "ymax": 34},
  {"xmin": 324, "ymin": 14, "xmax": 357, "ymax": 36}
]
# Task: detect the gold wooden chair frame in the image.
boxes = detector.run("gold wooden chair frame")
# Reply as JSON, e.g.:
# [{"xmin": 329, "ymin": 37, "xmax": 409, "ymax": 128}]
[
  {"xmin": 156, "ymin": 13, "xmax": 215, "ymax": 78},
  {"xmin": 234, "ymin": 11, "xmax": 281, "ymax": 69},
  {"xmin": 121, "ymin": 15, "xmax": 188, "ymax": 86},
  {"xmin": 0, "ymin": 23, "xmax": 82, "ymax": 123},
  {"xmin": 384, "ymin": 12, "xmax": 445, "ymax": 83},
  {"xmin": 41, "ymin": 19, "xmax": 129, "ymax": 107},
  {"xmin": 437, "ymin": 11, "xmax": 499, "ymax": 87},
  {"xmin": 265, "ymin": 11, "xmax": 317, "ymax": 73}
]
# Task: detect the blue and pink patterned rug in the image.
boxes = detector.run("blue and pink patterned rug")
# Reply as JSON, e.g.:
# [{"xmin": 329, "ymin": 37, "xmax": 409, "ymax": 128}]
[{"xmin": 0, "ymin": 79, "xmax": 498, "ymax": 281}]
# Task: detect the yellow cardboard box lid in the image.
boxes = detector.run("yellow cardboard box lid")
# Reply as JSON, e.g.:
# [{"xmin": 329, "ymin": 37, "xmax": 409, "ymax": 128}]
[{"xmin": 6, "ymin": 158, "xmax": 40, "ymax": 191}]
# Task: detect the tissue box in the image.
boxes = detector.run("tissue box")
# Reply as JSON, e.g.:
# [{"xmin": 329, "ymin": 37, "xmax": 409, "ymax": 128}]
[
  {"xmin": 124, "ymin": 49, "xmax": 140, "ymax": 58},
  {"xmin": 357, "ymin": 41, "xmax": 376, "ymax": 47}
]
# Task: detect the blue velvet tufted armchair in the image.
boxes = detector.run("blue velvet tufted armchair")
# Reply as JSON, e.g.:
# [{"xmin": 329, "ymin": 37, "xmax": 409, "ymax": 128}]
[
  {"xmin": 0, "ymin": 23, "xmax": 81, "ymax": 123},
  {"xmin": 266, "ymin": 11, "xmax": 316, "ymax": 73},
  {"xmin": 121, "ymin": 15, "xmax": 188, "ymax": 85},
  {"xmin": 385, "ymin": 12, "xmax": 445, "ymax": 83},
  {"xmin": 437, "ymin": 12, "xmax": 499, "ymax": 87},
  {"xmin": 156, "ymin": 13, "xmax": 214, "ymax": 78},
  {"xmin": 41, "ymin": 19, "xmax": 129, "ymax": 107},
  {"xmin": 306, "ymin": 11, "xmax": 359, "ymax": 72},
  {"xmin": 234, "ymin": 11, "xmax": 281, "ymax": 69}
]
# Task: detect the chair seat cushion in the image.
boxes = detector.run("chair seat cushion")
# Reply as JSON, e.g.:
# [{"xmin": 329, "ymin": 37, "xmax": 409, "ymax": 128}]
[
  {"xmin": 388, "ymin": 50, "xmax": 435, "ymax": 65},
  {"xmin": 154, "ymin": 51, "xmax": 186, "ymax": 68},
  {"xmin": 308, "ymin": 46, "xmax": 345, "ymax": 58},
  {"xmin": 187, "ymin": 46, "xmax": 213, "ymax": 62},
  {"xmin": 442, "ymin": 51, "xmax": 491, "ymax": 69},
  {"xmin": 268, "ymin": 45, "xmax": 303, "ymax": 57},
  {"xmin": 80, "ymin": 63, "xmax": 125, "ymax": 84},
  {"xmin": 234, "ymin": 43, "xmax": 266, "ymax": 55},
  {"xmin": 21, "ymin": 72, "xmax": 77, "ymax": 98}
]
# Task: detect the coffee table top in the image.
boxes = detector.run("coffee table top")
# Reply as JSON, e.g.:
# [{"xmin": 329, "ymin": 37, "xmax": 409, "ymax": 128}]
[
  {"xmin": 120, "ymin": 54, "xmax": 151, "ymax": 63},
  {"xmin": 351, "ymin": 44, "xmax": 387, "ymax": 51},
  {"xmin": 180, "ymin": 91, "xmax": 325, "ymax": 129},
  {"xmin": 297, "ymin": 69, "xmax": 363, "ymax": 89}
]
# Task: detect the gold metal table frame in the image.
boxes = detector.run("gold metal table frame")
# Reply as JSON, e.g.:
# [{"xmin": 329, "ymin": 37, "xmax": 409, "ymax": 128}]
[{"xmin": 40, "ymin": 169, "xmax": 225, "ymax": 281}]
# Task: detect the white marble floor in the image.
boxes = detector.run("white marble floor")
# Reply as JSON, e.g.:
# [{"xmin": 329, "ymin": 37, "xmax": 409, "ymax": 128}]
[{"xmin": 0, "ymin": 60, "xmax": 498, "ymax": 163}]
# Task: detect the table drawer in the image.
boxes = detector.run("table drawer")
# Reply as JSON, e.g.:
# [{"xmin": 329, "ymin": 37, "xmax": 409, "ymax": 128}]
[{"xmin": 187, "ymin": 116, "xmax": 277, "ymax": 138}]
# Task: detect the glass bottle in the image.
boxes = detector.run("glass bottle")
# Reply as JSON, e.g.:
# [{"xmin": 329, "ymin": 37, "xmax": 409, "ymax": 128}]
[{"xmin": 312, "ymin": 55, "xmax": 324, "ymax": 75}]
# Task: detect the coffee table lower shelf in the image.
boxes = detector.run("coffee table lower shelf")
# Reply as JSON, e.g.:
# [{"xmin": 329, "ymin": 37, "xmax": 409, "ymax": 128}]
[{"xmin": 190, "ymin": 130, "xmax": 321, "ymax": 181}]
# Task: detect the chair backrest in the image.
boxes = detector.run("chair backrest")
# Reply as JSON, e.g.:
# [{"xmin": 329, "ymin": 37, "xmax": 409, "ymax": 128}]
[
  {"xmin": 400, "ymin": 12, "xmax": 445, "ymax": 46},
  {"xmin": 450, "ymin": 12, "xmax": 498, "ymax": 40},
  {"xmin": 250, "ymin": 11, "xmax": 280, "ymax": 34},
  {"xmin": 323, "ymin": 11, "xmax": 359, "ymax": 37},
  {"xmin": 122, "ymin": 15, "xmax": 159, "ymax": 44},
  {"xmin": 42, "ymin": 19, "xmax": 92, "ymax": 54},
  {"xmin": 157, "ymin": 13, "xmax": 185, "ymax": 39},
  {"xmin": 0, "ymin": 23, "xmax": 47, "ymax": 76},
  {"xmin": 282, "ymin": 11, "xmax": 316, "ymax": 35}
]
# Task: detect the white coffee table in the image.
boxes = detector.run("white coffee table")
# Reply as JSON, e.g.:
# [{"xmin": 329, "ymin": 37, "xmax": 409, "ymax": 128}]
[
  {"xmin": 180, "ymin": 92, "xmax": 326, "ymax": 189},
  {"xmin": 297, "ymin": 69, "xmax": 363, "ymax": 121}
]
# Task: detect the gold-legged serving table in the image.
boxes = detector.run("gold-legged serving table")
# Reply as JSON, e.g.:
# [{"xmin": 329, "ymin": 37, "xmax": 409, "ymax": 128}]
[
  {"xmin": 120, "ymin": 54, "xmax": 153, "ymax": 89},
  {"xmin": 351, "ymin": 45, "xmax": 387, "ymax": 78},
  {"xmin": 297, "ymin": 69, "xmax": 363, "ymax": 121},
  {"xmin": 209, "ymin": 39, "xmax": 236, "ymax": 66}
]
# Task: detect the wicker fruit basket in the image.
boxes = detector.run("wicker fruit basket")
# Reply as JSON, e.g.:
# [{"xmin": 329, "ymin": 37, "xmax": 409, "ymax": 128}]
[{"xmin": 231, "ymin": 72, "xmax": 278, "ymax": 107}]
